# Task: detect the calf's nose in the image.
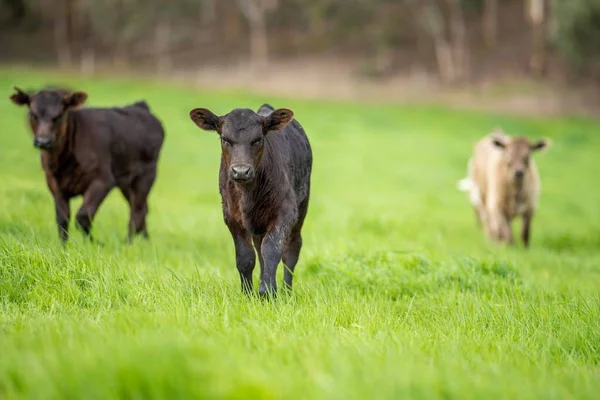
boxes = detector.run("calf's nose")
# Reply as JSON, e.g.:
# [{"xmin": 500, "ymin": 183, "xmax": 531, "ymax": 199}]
[
  {"xmin": 34, "ymin": 137, "xmax": 52, "ymax": 149},
  {"xmin": 514, "ymin": 170, "xmax": 524, "ymax": 179},
  {"xmin": 230, "ymin": 164, "xmax": 254, "ymax": 181}
]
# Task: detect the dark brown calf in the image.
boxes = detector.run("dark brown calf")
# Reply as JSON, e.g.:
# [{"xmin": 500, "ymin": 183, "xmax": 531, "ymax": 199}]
[
  {"xmin": 10, "ymin": 86, "xmax": 165, "ymax": 243},
  {"xmin": 189, "ymin": 104, "xmax": 312, "ymax": 297}
]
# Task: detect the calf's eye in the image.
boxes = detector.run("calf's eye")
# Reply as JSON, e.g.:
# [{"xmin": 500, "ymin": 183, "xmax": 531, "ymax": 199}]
[
  {"xmin": 221, "ymin": 138, "xmax": 232, "ymax": 146},
  {"xmin": 251, "ymin": 137, "xmax": 263, "ymax": 146},
  {"xmin": 29, "ymin": 113, "xmax": 38, "ymax": 122}
]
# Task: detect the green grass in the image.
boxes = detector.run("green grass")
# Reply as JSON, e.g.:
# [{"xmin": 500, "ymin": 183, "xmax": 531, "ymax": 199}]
[{"xmin": 0, "ymin": 65, "xmax": 599, "ymax": 399}]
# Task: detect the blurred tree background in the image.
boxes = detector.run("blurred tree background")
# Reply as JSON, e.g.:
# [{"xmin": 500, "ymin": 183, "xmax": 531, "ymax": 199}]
[{"xmin": 1, "ymin": 0, "xmax": 600, "ymax": 86}]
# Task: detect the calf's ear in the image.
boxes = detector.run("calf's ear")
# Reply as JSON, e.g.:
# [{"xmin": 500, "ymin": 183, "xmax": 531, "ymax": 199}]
[
  {"xmin": 189, "ymin": 108, "xmax": 222, "ymax": 133},
  {"xmin": 64, "ymin": 91, "xmax": 88, "ymax": 108},
  {"xmin": 264, "ymin": 108, "xmax": 294, "ymax": 132},
  {"xmin": 490, "ymin": 127, "xmax": 508, "ymax": 149},
  {"xmin": 531, "ymin": 138, "xmax": 552, "ymax": 152},
  {"xmin": 491, "ymin": 136, "xmax": 507, "ymax": 149},
  {"xmin": 10, "ymin": 86, "xmax": 30, "ymax": 106}
]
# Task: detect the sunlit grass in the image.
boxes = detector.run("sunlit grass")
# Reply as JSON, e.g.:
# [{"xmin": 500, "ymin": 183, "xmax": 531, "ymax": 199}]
[{"xmin": 0, "ymin": 66, "xmax": 599, "ymax": 399}]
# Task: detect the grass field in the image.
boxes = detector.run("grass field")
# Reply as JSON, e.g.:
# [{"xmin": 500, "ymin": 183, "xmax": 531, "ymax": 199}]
[{"xmin": 0, "ymin": 66, "xmax": 599, "ymax": 399}]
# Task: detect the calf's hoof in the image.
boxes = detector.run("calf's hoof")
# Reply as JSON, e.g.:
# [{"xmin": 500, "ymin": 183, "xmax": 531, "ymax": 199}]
[{"xmin": 258, "ymin": 282, "xmax": 277, "ymax": 300}]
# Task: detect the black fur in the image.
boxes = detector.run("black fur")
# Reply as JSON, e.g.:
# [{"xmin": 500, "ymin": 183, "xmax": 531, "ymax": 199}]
[
  {"xmin": 189, "ymin": 104, "xmax": 312, "ymax": 297},
  {"xmin": 10, "ymin": 87, "xmax": 165, "ymax": 244}
]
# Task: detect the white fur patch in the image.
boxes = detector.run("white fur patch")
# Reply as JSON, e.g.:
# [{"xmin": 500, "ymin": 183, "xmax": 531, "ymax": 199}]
[
  {"xmin": 457, "ymin": 178, "xmax": 473, "ymax": 192},
  {"xmin": 457, "ymin": 177, "xmax": 480, "ymax": 207}
]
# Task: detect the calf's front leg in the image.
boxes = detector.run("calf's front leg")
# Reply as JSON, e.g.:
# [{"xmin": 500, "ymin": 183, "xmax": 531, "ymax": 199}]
[
  {"xmin": 503, "ymin": 218, "xmax": 515, "ymax": 245},
  {"xmin": 259, "ymin": 203, "xmax": 298, "ymax": 297},
  {"xmin": 259, "ymin": 226, "xmax": 286, "ymax": 297},
  {"xmin": 485, "ymin": 208, "xmax": 503, "ymax": 242},
  {"xmin": 493, "ymin": 215, "xmax": 514, "ymax": 245},
  {"xmin": 521, "ymin": 211, "xmax": 533, "ymax": 248},
  {"xmin": 46, "ymin": 175, "xmax": 71, "ymax": 244},
  {"xmin": 53, "ymin": 192, "xmax": 71, "ymax": 244},
  {"xmin": 232, "ymin": 233, "xmax": 256, "ymax": 294},
  {"xmin": 260, "ymin": 218, "xmax": 296, "ymax": 298}
]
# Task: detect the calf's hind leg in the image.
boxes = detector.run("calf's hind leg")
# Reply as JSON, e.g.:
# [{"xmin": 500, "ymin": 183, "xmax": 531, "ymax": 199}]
[
  {"xmin": 123, "ymin": 169, "xmax": 156, "ymax": 242},
  {"xmin": 282, "ymin": 230, "xmax": 302, "ymax": 290},
  {"xmin": 282, "ymin": 197, "xmax": 309, "ymax": 290},
  {"xmin": 76, "ymin": 178, "xmax": 113, "ymax": 241}
]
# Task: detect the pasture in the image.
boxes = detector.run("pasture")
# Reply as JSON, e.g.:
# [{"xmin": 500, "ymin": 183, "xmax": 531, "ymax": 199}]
[{"xmin": 0, "ymin": 67, "xmax": 599, "ymax": 399}]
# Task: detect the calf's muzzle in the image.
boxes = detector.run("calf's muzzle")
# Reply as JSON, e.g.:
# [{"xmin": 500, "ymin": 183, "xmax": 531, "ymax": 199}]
[
  {"xmin": 34, "ymin": 137, "xmax": 55, "ymax": 150},
  {"xmin": 230, "ymin": 164, "xmax": 254, "ymax": 182}
]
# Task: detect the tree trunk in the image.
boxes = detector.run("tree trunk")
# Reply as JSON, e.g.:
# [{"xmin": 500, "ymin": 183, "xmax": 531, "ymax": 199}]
[
  {"xmin": 370, "ymin": 4, "xmax": 394, "ymax": 77},
  {"xmin": 422, "ymin": 1, "xmax": 456, "ymax": 83},
  {"xmin": 434, "ymin": 38, "xmax": 456, "ymax": 82},
  {"xmin": 308, "ymin": 1, "xmax": 328, "ymax": 43},
  {"xmin": 447, "ymin": 0, "xmax": 469, "ymax": 82},
  {"xmin": 223, "ymin": 2, "xmax": 242, "ymax": 47},
  {"xmin": 155, "ymin": 21, "xmax": 172, "ymax": 75},
  {"xmin": 249, "ymin": 12, "xmax": 268, "ymax": 69},
  {"xmin": 237, "ymin": 0, "xmax": 269, "ymax": 70},
  {"xmin": 53, "ymin": 0, "xmax": 72, "ymax": 68},
  {"xmin": 112, "ymin": 41, "xmax": 128, "ymax": 69},
  {"xmin": 72, "ymin": 0, "xmax": 94, "ymax": 76},
  {"xmin": 483, "ymin": 0, "xmax": 498, "ymax": 48},
  {"xmin": 6, "ymin": 0, "xmax": 27, "ymax": 27},
  {"xmin": 112, "ymin": 0, "xmax": 129, "ymax": 69},
  {"xmin": 407, "ymin": 2, "xmax": 429, "ymax": 71},
  {"xmin": 201, "ymin": 0, "xmax": 217, "ymax": 24},
  {"xmin": 80, "ymin": 48, "xmax": 95, "ymax": 77},
  {"xmin": 529, "ymin": 0, "xmax": 546, "ymax": 77}
]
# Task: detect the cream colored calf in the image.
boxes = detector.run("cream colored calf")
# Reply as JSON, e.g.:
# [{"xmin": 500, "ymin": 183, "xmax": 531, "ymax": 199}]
[{"xmin": 458, "ymin": 129, "xmax": 551, "ymax": 247}]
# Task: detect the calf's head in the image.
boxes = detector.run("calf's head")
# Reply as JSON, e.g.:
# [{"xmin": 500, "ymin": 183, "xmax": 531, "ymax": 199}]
[
  {"xmin": 10, "ymin": 86, "xmax": 87, "ymax": 151},
  {"xmin": 491, "ymin": 131, "xmax": 551, "ymax": 184},
  {"xmin": 189, "ymin": 107, "xmax": 294, "ymax": 184}
]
